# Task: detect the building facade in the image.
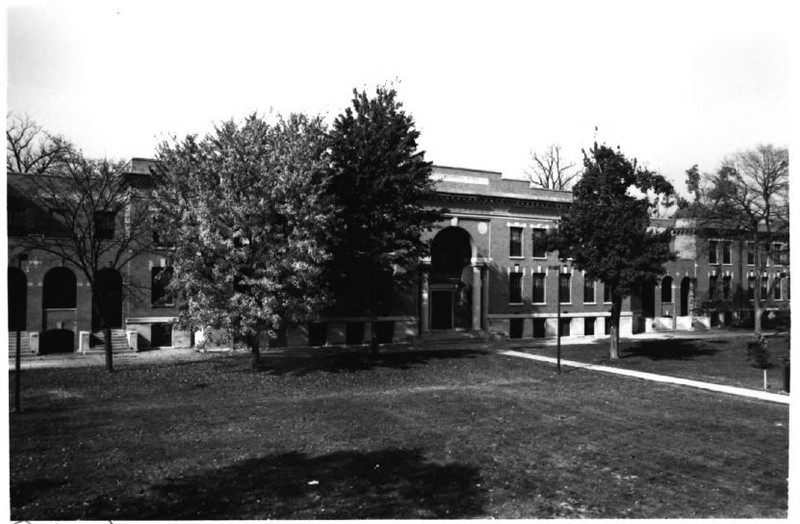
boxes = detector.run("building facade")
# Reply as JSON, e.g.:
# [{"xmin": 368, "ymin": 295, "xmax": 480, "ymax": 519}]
[{"xmin": 7, "ymin": 161, "xmax": 789, "ymax": 355}]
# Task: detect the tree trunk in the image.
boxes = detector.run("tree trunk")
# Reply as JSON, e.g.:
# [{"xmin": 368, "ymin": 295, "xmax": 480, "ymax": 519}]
[
  {"xmin": 370, "ymin": 265, "xmax": 379, "ymax": 355},
  {"xmin": 104, "ymin": 325, "xmax": 114, "ymax": 372},
  {"xmin": 609, "ymin": 296, "xmax": 622, "ymax": 360},
  {"xmin": 754, "ymin": 302, "xmax": 763, "ymax": 334},
  {"xmin": 250, "ymin": 334, "xmax": 261, "ymax": 369}
]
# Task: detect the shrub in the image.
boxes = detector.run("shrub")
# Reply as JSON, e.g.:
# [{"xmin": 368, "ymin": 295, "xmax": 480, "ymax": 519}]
[{"xmin": 746, "ymin": 334, "xmax": 771, "ymax": 369}]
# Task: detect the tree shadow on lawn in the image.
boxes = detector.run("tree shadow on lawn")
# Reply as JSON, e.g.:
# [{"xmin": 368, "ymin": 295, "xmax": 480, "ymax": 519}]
[
  {"xmin": 621, "ymin": 339, "xmax": 722, "ymax": 361},
  {"xmin": 260, "ymin": 348, "xmax": 489, "ymax": 377},
  {"xmin": 77, "ymin": 448, "xmax": 485, "ymax": 520}
]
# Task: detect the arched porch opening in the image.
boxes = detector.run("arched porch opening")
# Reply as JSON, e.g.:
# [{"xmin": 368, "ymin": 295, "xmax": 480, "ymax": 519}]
[
  {"xmin": 429, "ymin": 227, "xmax": 473, "ymax": 330},
  {"xmin": 42, "ymin": 267, "xmax": 77, "ymax": 353}
]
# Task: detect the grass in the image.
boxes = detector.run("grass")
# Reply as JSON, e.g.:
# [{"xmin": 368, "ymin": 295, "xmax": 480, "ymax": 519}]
[
  {"xmin": 526, "ymin": 333, "xmax": 790, "ymax": 392},
  {"xmin": 516, "ymin": 332, "xmax": 791, "ymax": 391},
  {"xmin": 9, "ymin": 346, "xmax": 789, "ymax": 519}
]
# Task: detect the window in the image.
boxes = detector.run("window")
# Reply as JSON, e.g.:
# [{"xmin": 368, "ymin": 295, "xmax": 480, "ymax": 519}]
[
  {"xmin": 722, "ymin": 242, "xmax": 731, "ymax": 264},
  {"xmin": 661, "ymin": 277, "xmax": 673, "ymax": 303},
  {"xmin": 532, "ymin": 272, "xmax": 545, "ymax": 303},
  {"xmin": 95, "ymin": 211, "xmax": 116, "ymax": 239},
  {"xmin": 748, "ymin": 276, "xmax": 755, "ymax": 300},
  {"xmin": 559, "ymin": 273, "xmax": 571, "ymax": 304},
  {"xmin": 152, "ymin": 215, "xmax": 175, "ymax": 247},
  {"xmin": 559, "ymin": 317, "xmax": 571, "ymax": 336},
  {"xmin": 532, "ymin": 228, "xmax": 547, "ymax": 258},
  {"xmin": 151, "ymin": 322, "xmax": 173, "ymax": 347},
  {"xmin": 584, "ymin": 317, "xmax": 595, "ymax": 336},
  {"xmin": 708, "ymin": 240, "xmax": 718, "ymax": 264},
  {"xmin": 603, "ymin": 282, "xmax": 612, "ymax": 303},
  {"xmin": 774, "ymin": 279, "xmax": 782, "ymax": 300},
  {"xmin": 9, "ymin": 206, "xmax": 26, "ymax": 235},
  {"xmin": 772, "ymin": 243, "xmax": 784, "ymax": 266},
  {"xmin": 708, "ymin": 275, "xmax": 718, "ymax": 300},
  {"xmin": 583, "ymin": 278, "xmax": 596, "ymax": 303},
  {"xmin": 533, "ymin": 318, "xmax": 546, "ymax": 338},
  {"xmin": 151, "ymin": 267, "xmax": 174, "ymax": 306},
  {"xmin": 509, "ymin": 227, "xmax": 523, "ymax": 257},
  {"xmin": 723, "ymin": 276, "xmax": 731, "ymax": 299},
  {"xmin": 509, "ymin": 272, "xmax": 522, "ymax": 303},
  {"xmin": 760, "ymin": 277, "xmax": 768, "ymax": 300},
  {"xmin": 747, "ymin": 243, "xmax": 755, "ymax": 265},
  {"xmin": 509, "ymin": 318, "xmax": 524, "ymax": 339}
]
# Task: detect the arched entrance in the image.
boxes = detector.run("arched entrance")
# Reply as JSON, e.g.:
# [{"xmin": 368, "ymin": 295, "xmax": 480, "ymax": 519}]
[
  {"xmin": 42, "ymin": 267, "xmax": 77, "ymax": 353},
  {"xmin": 93, "ymin": 268, "xmax": 123, "ymax": 331},
  {"xmin": 680, "ymin": 277, "xmax": 692, "ymax": 316},
  {"xmin": 429, "ymin": 227, "xmax": 473, "ymax": 330},
  {"xmin": 8, "ymin": 267, "xmax": 27, "ymax": 332}
]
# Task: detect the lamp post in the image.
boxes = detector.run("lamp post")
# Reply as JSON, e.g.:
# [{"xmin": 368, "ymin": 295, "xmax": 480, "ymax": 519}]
[
  {"xmin": 14, "ymin": 252, "xmax": 28, "ymax": 414},
  {"xmin": 557, "ymin": 292, "xmax": 562, "ymax": 374},
  {"xmin": 549, "ymin": 264, "xmax": 566, "ymax": 374}
]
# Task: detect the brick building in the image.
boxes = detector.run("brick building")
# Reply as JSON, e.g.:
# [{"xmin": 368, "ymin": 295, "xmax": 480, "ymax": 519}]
[{"xmin": 7, "ymin": 161, "xmax": 789, "ymax": 355}]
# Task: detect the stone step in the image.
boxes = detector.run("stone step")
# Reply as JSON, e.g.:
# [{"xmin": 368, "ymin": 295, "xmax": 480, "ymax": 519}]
[
  {"xmin": 84, "ymin": 330, "xmax": 134, "ymax": 354},
  {"xmin": 7, "ymin": 332, "xmax": 35, "ymax": 358}
]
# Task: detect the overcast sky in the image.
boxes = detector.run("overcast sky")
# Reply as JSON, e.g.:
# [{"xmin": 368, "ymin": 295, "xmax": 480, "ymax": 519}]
[{"xmin": 6, "ymin": 0, "xmax": 792, "ymax": 191}]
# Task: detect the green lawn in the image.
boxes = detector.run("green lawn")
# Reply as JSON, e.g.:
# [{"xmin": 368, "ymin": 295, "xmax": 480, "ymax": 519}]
[
  {"xmin": 9, "ymin": 346, "xmax": 789, "ymax": 519},
  {"xmin": 515, "ymin": 332, "xmax": 791, "ymax": 391}
]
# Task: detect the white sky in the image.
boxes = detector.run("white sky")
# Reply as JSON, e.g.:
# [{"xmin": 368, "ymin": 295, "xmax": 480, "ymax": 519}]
[{"xmin": 5, "ymin": 0, "xmax": 794, "ymax": 192}]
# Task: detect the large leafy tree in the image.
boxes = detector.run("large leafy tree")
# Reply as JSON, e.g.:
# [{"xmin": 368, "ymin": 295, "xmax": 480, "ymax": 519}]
[
  {"xmin": 326, "ymin": 86, "xmax": 442, "ymax": 351},
  {"xmin": 676, "ymin": 145, "xmax": 789, "ymax": 333},
  {"xmin": 557, "ymin": 143, "xmax": 675, "ymax": 359},
  {"xmin": 152, "ymin": 113, "xmax": 332, "ymax": 368}
]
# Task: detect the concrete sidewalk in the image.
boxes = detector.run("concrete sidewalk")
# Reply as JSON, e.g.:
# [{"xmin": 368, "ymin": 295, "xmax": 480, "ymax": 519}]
[
  {"xmin": 8, "ymin": 347, "xmax": 211, "ymax": 370},
  {"xmin": 498, "ymin": 349, "xmax": 790, "ymax": 405}
]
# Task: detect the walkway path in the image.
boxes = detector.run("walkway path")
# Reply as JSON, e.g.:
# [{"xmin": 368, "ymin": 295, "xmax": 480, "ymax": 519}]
[{"xmin": 498, "ymin": 349, "xmax": 790, "ymax": 405}]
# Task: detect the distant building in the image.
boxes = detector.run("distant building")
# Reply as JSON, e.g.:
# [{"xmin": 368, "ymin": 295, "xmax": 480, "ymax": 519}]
[{"xmin": 7, "ymin": 162, "xmax": 789, "ymax": 355}]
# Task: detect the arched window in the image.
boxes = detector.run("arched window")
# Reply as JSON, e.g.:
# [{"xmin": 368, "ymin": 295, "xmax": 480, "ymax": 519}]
[
  {"xmin": 43, "ymin": 267, "xmax": 77, "ymax": 309},
  {"xmin": 661, "ymin": 276, "xmax": 673, "ymax": 303}
]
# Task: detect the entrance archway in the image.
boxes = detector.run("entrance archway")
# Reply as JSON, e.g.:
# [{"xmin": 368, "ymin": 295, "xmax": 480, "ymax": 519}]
[
  {"xmin": 430, "ymin": 227, "xmax": 473, "ymax": 330},
  {"xmin": 93, "ymin": 268, "xmax": 123, "ymax": 331},
  {"xmin": 42, "ymin": 267, "xmax": 77, "ymax": 353},
  {"xmin": 8, "ymin": 267, "xmax": 27, "ymax": 331}
]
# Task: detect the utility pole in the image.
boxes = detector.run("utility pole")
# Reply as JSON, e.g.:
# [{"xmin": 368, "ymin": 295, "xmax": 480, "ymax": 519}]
[
  {"xmin": 549, "ymin": 263, "xmax": 565, "ymax": 374},
  {"xmin": 13, "ymin": 253, "xmax": 28, "ymax": 414}
]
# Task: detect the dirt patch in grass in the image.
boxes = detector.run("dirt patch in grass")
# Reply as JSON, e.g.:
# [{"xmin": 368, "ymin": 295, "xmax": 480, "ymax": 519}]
[{"xmin": 9, "ymin": 348, "xmax": 788, "ymax": 519}]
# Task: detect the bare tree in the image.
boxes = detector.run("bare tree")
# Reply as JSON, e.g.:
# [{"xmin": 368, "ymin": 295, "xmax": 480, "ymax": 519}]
[
  {"xmin": 11, "ymin": 152, "xmax": 155, "ymax": 371},
  {"xmin": 681, "ymin": 145, "xmax": 789, "ymax": 333},
  {"xmin": 7, "ymin": 113, "xmax": 74, "ymax": 174},
  {"xmin": 525, "ymin": 144, "xmax": 581, "ymax": 190}
]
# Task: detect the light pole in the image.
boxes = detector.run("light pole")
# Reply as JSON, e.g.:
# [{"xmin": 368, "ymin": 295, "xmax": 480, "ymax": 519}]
[
  {"xmin": 549, "ymin": 263, "xmax": 566, "ymax": 374},
  {"xmin": 556, "ymin": 292, "xmax": 562, "ymax": 374},
  {"xmin": 13, "ymin": 252, "xmax": 28, "ymax": 414}
]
